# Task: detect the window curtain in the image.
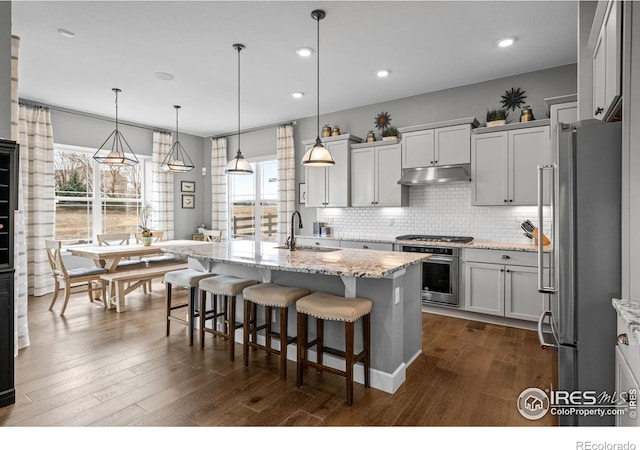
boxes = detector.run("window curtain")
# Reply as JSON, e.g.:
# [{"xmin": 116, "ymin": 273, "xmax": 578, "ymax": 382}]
[
  {"xmin": 210, "ymin": 138, "xmax": 228, "ymax": 240},
  {"xmin": 18, "ymin": 104, "xmax": 56, "ymax": 301},
  {"xmin": 12, "ymin": 36, "xmax": 29, "ymax": 353},
  {"xmin": 151, "ymin": 131, "xmax": 174, "ymax": 240},
  {"xmin": 276, "ymin": 124, "xmax": 295, "ymax": 244}
]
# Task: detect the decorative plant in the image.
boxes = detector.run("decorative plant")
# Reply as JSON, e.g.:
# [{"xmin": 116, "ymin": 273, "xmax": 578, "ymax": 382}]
[
  {"xmin": 486, "ymin": 109, "xmax": 509, "ymax": 122},
  {"xmin": 382, "ymin": 126, "xmax": 399, "ymax": 137},
  {"xmin": 139, "ymin": 205, "xmax": 153, "ymax": 237}
]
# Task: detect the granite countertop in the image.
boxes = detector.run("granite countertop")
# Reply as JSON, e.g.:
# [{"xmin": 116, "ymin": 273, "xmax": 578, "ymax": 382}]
[
  {"xmin": 301, "ymin": 235, "xmax": 546, "ymax": 252},
  {"xmin": 162, "ymin": 240, "xmax": 428, "ymax": 279},
  {"xmin": 612, "ymin": 298, "xmax": 640, "ymax": 345}
]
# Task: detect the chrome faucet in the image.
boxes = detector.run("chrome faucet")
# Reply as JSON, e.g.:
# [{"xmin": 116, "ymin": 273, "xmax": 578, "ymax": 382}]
[{"xmin": 287, "ymin": 211, "xmax": 303, "ymax": 250}]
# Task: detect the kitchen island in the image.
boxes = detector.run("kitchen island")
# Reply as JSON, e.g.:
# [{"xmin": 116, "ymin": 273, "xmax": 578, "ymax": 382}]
[{"xmin": 161, "ymin": 240, "xmax": 428, "ymax": 394}]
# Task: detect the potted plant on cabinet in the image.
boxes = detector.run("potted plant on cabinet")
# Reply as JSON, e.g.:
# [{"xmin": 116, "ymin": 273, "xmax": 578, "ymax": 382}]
[
  {"xmin": 382, "ymin": 126, "xmax": 399, "ymax": 141},
  {"xmin": 486, "ymin": 109, "xmax": 509, "ymax": 127}
]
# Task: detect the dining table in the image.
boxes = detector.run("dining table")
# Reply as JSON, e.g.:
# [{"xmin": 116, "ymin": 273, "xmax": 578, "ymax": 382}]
[{"xmin": 67, "ymin": 239, "xmax": 203, "ymax": 272}]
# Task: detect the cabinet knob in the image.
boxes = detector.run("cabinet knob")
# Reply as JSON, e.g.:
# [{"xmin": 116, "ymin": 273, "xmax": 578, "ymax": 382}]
[
  {"xmin": 509, "ymin": 199, "xmax": 513, "ymax": 203},
  {"xmin": 594, "ymin": 107, "xmax": 604, "ymax": 115},
  {"xmin": 617, "ymin": 333, "xmax": 629, "ymax": 345},
  {"xmin": 434, "ymin": 160, "xmax": 438, "ymax": 164},
  {"xmin": 504, "ymin": 199, "xmax": 508, "ymax": 203},
  {"xmin": 501, "ymin": 255, "xmax": 510, "ymax": 259},
  {"xmin": 430, "ymin": 161, "xmax": 434, "ymax": 164},
  {"xmin": 363, "ymin": 245, "xmax": 369, "ymax": 249},
  {"xmin": 500, "ymin": 269, "xmax": 504, "ymax": 272},
  {"xmin": 315, "ymin": 242, "xmax": 320, "ymax": 246},
  {"xmin": 506, "ymin": 269, "xmax": 511, "ymax": 273}
]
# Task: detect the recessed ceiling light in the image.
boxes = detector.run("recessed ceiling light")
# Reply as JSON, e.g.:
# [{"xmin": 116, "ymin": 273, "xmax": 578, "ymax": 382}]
[
  {"xmin": 377, "ymin": 69, "xmax": 390, "ymax": 78},
  {"xmin": 296, "ymin": 47, "xmax": 313, "ymax": 57},
  {"xmin": 154, "ymin": 72, "xmax": 175, "ymax": 81},
  {"xmin": 497, "ymin": 37, "xmax": 515, "ymax": 48},
  {"xmin": 58, "ymin": 28, "xmax": 75, "ymax": 38},
  {"xmin": 291, "ymin": 92, "xmax": 304, "ymax": 99}
]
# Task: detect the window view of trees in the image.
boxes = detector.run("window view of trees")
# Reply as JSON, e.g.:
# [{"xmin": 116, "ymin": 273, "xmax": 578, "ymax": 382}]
[{"xmin": 54, "ymin": 147, "xmax": 144, "ymax": 241}]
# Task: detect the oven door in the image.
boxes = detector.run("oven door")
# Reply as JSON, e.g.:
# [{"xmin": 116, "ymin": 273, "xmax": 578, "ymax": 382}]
[{"xmin": 421, "ymin": 256, "xmax": 458, "ymax": 306}]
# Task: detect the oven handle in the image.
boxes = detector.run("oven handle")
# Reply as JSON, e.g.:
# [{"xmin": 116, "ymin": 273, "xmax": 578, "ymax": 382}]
[{"xmin": 425, "ymin": 256, "xmax": 454, "ymax": 263}]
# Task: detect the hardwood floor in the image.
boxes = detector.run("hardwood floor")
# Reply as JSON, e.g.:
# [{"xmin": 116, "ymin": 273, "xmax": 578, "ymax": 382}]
[{"xmin": 1, "ymin": 281, "xmax": 557, "ymax": 427}]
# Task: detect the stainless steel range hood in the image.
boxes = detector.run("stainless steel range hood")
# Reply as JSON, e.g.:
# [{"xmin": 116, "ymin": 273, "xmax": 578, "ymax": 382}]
[{"xmin": 397, "ymin": 165, "xmax": 471, "ymax": 185}]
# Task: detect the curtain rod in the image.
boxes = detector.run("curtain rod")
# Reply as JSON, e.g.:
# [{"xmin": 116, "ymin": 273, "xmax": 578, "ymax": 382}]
[
  {"xmin": 18, "ymin": 98, "xmax": 171, "ymax": 134},
  {"xmin": 211, "ymin": 120, "xmax": 296, "ymax": 140}
]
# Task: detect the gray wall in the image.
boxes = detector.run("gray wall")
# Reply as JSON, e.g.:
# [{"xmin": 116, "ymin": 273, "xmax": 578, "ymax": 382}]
[
  {"xmin": 49, "ymin": 108, "xmax": 208, "ymax": 239},
  {"xmin": 206, "ymin": 64, "xmax": 577, "ymax": 232},
  {"xmin": 0, "ymin": 1, "xmax": 11, "ymax": 139},
  {"xmin": 578, "ymin": 2, "xmax": 597, "ymax": 120}
]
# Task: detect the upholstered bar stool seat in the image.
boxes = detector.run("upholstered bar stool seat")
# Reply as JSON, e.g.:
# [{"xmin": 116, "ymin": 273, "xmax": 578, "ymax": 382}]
[
  {"xmin": 242, "ymin": 283, "xmax": 310, "ymax": 380},
  {"xmin": 198, "ymin": 275, "xmax": 258, "ymax": 360},
  {"xmin": 296, "ymin": 291, "xmax": 372, "ymax": 406},
  {"xmin": 165, "ymin": 268, "xmax": 216, "ymax": 346}
]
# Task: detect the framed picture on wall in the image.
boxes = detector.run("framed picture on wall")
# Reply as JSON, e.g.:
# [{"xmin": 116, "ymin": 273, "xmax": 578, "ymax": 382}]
[
  {"xmin": 299, "ymin": 183, "xmax": 306, "ymax": 204},
  {"xmin": 181, "ymin": 181, "xmax": 196, "ymax": 192},
  {"xmin": 182, "ymin": 194, "xmax": 195, "ymax": 209}
]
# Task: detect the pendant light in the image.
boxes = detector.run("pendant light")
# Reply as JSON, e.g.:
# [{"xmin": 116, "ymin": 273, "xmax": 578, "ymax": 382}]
[
  {"xmin": 161, "ymin": 105, "xmax": 194, "ymax": 172},
  {"xmin": 93, "ymin": 88, "xmax": 139, "ymax": 166},
  {"xmin": 302, "ymin": 9, "xmax": 335, "ymax": 167},
  {"xmin": 225, "ymin": 43, "xmax": 253, "ymax": 175}
]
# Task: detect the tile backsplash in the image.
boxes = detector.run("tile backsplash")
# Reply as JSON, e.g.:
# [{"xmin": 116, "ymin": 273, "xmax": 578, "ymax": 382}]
[{"xmin": 315, "ymin": 183, "xmax": 550, "ymax": 243}]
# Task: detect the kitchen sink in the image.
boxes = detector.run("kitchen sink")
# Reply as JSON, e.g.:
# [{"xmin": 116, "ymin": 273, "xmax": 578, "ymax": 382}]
[{"xmin": 274, "ymin": 245, "xmax": 341, "ymax": 253}]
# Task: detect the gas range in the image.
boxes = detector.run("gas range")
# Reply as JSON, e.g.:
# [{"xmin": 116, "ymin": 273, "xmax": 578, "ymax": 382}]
[{"xmin": 395, "ymin": 234, "xmax": 474, "ymax": 244}]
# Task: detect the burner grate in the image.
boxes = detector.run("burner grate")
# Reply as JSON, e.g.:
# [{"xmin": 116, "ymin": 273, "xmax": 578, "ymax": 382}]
[{"xmin": 395, "ymin": 234, "xmax": 474, "ymax": 244}]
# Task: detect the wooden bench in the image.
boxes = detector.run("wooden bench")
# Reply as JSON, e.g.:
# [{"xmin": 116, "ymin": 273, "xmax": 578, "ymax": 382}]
[{"xmin": 100, "ymin": 263, "xmax": 188, "ymax": 312}]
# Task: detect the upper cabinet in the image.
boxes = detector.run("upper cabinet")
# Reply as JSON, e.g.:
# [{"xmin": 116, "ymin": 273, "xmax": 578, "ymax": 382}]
[
  {"xmin": 398, "ymin": 118, "xmax": 478, "ymax": 169},
  {"xmin": 471, "ymin": 123, "xmax": 550, "ymax": 206},
  {"xmin": 351, "ymin": 141, "xmax": 407, "ymax": 207},
  {"xmin": 591, "ymin": 0, "xmax": 622, "ymax": 121},
  {"xmin": 303, "ymin": 134, "xmax": 362, "ymax": 208}
]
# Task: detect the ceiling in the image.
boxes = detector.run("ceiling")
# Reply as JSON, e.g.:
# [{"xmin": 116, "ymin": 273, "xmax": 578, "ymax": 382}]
[{"xmin": 11, "ymin": 1, "xmax": 578, "ymax": 138}]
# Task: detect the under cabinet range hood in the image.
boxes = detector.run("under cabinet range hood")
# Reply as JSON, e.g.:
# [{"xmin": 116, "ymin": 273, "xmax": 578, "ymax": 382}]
[{"xmin": 397, "ymin": 165, "xmax": 471, "ymax": 185}]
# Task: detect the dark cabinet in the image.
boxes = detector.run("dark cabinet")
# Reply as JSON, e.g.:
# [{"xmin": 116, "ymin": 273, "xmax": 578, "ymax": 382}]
[{"xmin": 0, "ymin": 139, "xmax": 18, "ymax": 408}]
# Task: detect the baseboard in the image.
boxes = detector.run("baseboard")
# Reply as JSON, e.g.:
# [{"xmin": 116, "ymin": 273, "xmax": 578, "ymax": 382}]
[{"xmin": 421, "ymin": 305, "xmax": 537, "ymax": 331}]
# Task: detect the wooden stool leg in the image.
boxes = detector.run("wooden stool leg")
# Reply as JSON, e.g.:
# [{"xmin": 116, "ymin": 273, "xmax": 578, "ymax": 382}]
[
  {"xmin": 363, "ymin": 314, "xmax": 371, "ymax": 388},
  {"xmin": 345, "ymin": 321, "xmax": 355, "ymax": 406},
  {"xmin": 200, "ymin": 289, "xmax": 206, "ymax": 349},
  {"xmin": 188, "ymin": 287, "xmax": 196, "ymax": 346},
  {"xmin": 279, "ymin": 306, "xmax": 288, "ymax": 380},
  {"xmin": 265, "ymin": 306, "xmax": 272, "ymax": 356},
  {"xmin": 229, "ymin": 295, "xmax": 237, "ymax": 361},
  {"xmin": 296, "ymin": 311, "xmax": 307, "ymax": 388},
  {"xmin": 165, "ymin": 282, "xmax": 172, "ymax": 336},
  {"xmin": 243, "ymin": 299, "xmax": 251, "ymax": 367},
  {"xmin": 212, "ymin": 293, "xmax": 218, "ymax": 335},
  {"xmin": 316, "ymin": 318, "xmax": 324, "ymax": 374},
  {"xmin": 222, "ymin": 295, "xmax": 228, "ymax": 336},
  {"xmin": 251, "ymin": 302, "xmax": 258, "ymax": 351}
]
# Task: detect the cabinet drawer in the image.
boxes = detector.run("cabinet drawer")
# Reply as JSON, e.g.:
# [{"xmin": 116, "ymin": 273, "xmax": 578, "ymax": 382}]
[
  {"xmin": 339, "ymin": 240, "xmax": 393, "ymax": 251},
  {"xmin": 617, "ymin": 315, "xmax": 640, "ymax": 380},
  {"xmin": 462, "ymin": 248, "xmax": 548, "ymax": 266},
  {"xmin": 295, "ymin": 237, "xmax": 340, "ymax": 248}
]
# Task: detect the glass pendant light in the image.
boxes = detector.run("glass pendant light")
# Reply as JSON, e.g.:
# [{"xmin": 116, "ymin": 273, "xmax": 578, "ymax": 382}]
[
  {"xmin": 93, "ymin": 88, "xmax": 139, "ymax": 166},
  {"xmin": 302, "ymin": 9, "xmax": 335, "ymax": 167},
  {"xmin": 161, "ymin": 105, "xmax": 194, "ymax": 172},
  {"xmin": 225, "ymin": 43, "xmax": 253, "ymax": 175}
]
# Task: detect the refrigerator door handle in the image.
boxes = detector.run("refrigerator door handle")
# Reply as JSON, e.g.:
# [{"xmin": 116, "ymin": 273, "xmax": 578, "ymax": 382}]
[
  {"xmin": 537, "ymin": 310, "xmax": 559, "ymax": 350},
  {"xmin": 537, "ymin": 164, "xmax": 556, "ymax": 293}
]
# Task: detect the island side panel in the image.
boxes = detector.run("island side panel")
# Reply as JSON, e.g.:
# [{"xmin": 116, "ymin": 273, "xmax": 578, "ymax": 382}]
[{"xmin": 401, "ymin": 263, "xmax": 422, "ymax": 365}]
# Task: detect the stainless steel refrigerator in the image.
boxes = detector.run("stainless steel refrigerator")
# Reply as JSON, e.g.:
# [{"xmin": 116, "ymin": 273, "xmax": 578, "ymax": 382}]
[{"xmin": 537, "ymin": 119, "xmax": 621, "ymax": 426}]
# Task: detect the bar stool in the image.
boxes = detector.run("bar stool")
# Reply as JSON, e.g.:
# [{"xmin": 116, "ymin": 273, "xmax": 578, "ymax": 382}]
[
  {"xmin": 296, "ymin": 291, "xmax": 372, "ymax": 406},
  {"xmin": 165, "ymin": 268, "xmax": 216, "ymax": 346},
  {"xmin": 242, "ymin": 283, "xmax": 310, "ymax": 380},
  {"xmin": 198, "ymin": 275, "xmax": 258, "ymax": 360}
]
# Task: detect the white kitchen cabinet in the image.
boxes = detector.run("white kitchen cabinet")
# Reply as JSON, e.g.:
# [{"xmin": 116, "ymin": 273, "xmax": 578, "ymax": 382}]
[
  {"xmin": 402, "ymin": 124, "xmax": 471, "ymax": 169},
  {"xmin": 295, "ymin": 237, "xmax": 340, "ymax": 248},
  {"xmin": 592, "ymin": 0, "xmax": 622, "ymax": 121},
  {"xmin": 614, "ymin": 311, "xmax": 640, "ymax": 426},
  {"xmin": 462, "ymin": 249, "xmax": 547, "ymax": 321},
  {"xmin": 471, "ymin": 125, "xmax": 550, "ymax": 206},
  {"xmin": 303, "ymin": 134, "xmax": 362, "ymax": 208},
  {"xmin": 351, "ymin": 142, "xmax": 406, "ymax": 207}
]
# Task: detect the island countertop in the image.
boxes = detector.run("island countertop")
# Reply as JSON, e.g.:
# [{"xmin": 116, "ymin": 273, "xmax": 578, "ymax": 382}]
[{"xmin": 161, "ymin": 240, "xmax": 428, "ymax": 278}]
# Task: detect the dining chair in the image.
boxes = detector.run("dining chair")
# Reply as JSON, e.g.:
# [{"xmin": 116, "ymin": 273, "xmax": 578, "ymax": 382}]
[
  {"xmin": 202, "ymin": 229, "xmax": 222, "ymax": 242},
  {"xmin": 135, "ymin": 231, "xmax": 165, "ymax": 243},
  {"xmin": 96, "ymin": 233, "xmax": 132, "ymax": 246},
  {"xmin": 45, "ymin": 239, "xmax": 107, "ymax": 315}
]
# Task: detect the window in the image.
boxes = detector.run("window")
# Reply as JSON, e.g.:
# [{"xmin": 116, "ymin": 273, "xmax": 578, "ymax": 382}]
[
  {"xmin": 54, "ymin": 144, "xmax": 148, "ymax": 242},
  {"xmin": 228, "ymin": 158, "xmax": 278, "ymax": 242}
]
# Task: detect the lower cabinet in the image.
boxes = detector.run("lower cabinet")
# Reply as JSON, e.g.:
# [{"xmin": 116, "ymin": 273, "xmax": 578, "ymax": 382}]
[
  {"xmin": 615, "ymin": 313, "xmax": 640, "ymax": 426},
  {"xmin": 615, "ymin": 346, "xmax": 640, "ymax": 426},
  {"xmin": 339, "ymin": 240, "xmax": 394, "ymax": 251},
  {"xmin": 0, "ymin": 271, "xmax": 15, "ymax": 407},
  {"xmin": 462, "ymin": 249, "xmax": 547, "ymax": 322}
]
